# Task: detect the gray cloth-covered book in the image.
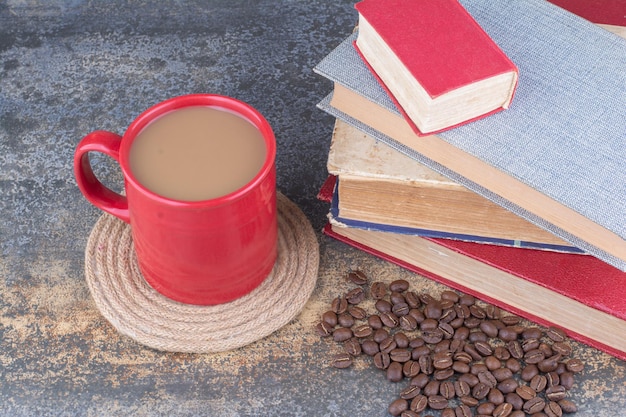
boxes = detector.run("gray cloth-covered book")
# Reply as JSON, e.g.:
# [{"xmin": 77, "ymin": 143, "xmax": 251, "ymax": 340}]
[{"xmin": 314, "ymin": 0, "xmax": 626, "ymax": 271}]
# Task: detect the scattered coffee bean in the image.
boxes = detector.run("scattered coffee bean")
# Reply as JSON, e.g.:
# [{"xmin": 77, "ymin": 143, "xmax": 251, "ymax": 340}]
[
  {"xmin": 346, "ymin": 270, "xmax": 368, "ymax": 286},
  {"xmin": 317, "ymin": 270, "xmax": 584, "ymax": 417}
]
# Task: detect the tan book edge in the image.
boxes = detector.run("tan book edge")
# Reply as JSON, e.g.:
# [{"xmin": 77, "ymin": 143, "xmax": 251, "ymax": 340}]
[
  {"xmin": 329, "ymin": 82, "xmax": 626, "ymax": 263},
  {"xmin": 330, "ymin": 224, "xmax": 626, "ymax": 356},
  {"xmin": 328, "ymin": 120, "xmax": 573, "ymax": 246}
]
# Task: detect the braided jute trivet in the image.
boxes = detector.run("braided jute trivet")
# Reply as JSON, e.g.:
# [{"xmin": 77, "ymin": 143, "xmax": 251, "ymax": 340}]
[{"xmin": 84, "ymin": 192, "xmax": 319, "ymax": 353}]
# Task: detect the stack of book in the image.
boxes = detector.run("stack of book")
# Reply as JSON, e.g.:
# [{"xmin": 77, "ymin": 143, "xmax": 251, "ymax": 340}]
[{"xmin": 313, "ymin": 0, "xmax": 626, "ymax": 360}]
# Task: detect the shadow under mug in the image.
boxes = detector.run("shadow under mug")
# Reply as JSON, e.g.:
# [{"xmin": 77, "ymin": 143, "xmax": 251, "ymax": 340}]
[{"xmin": 74, "ymin": 94, "xmax": 277, "ymax": 305}]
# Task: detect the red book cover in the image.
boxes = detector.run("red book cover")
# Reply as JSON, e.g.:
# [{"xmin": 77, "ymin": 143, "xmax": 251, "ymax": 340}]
[
  {"xmin": 324, "ymin": 223, "xmax": 626, "ymax": 361},
  {"xmin": 547, "ymin": 0, "xmax": 626, "ymax": 26},
  {"xmin": 354, "ymin": 0, "xmax": 518, "ymax": 136}
]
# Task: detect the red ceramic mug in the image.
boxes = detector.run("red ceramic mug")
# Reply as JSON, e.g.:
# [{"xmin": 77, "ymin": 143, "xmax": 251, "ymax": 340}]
[{"xmin": 74, "ymin": 94, "xmax": 277, "ymax": 305}]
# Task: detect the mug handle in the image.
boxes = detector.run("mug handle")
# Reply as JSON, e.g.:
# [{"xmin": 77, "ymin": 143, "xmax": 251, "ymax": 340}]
[{"xmin": 74, "ymin": 130, "xmax": 130, "ymax": 223}]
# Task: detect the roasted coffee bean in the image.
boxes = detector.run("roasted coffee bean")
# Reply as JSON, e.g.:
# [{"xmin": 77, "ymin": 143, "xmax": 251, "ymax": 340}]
[
  {"xmin": 546, "ymin": 326, "xmax": 567, "ymax": 342},
  {"xmin": 408, "ymin": 308, "xmax": 426, "ymax": 323},
  {"xmin": 464, "ymin": 344, "xmax": 483, "ymax": 361},
  {"xmin": 494, "ymin": 346, "xmax": 511, "ymax": 361},
  {"xmin": 480, "ymin": 320, "xmax": 499, "ymax": 337},
  {"xmin": 348, "ymin": 305, "xmax": 367, "ymax": 320},
  {"xmin": 375, "ymin": 299, "xmax": 393, "ymax": 313},
  {"xmin": 453, "ymin": 360, "xmax": 471, "ymax": 374},
  {"xmin": 433, "ymin": 352, "xmax": 453, "ymax": 369},
  {"xmin": 501, "ymin": 315, "xmax": 521, "ymax": 326},
  {"xmin": 484, "ymin": 355, "xmax": 501, "ymax": 371},
  {"xmin": 410, "ymin": 394, "xmax": 428, "ymax": 413},
  {"xmin": 424, "ymin": 301, "xmax": 443, "ymax": 319},
  {"xmin": 521, "ymin": 338, "xmax": 540, "ymax": 352},
  {"xmin": 508, "ymin": 412, "xmax": 525, "ymax": 417},
  {"xmin": 530, "ymin": 374, "xmax": 548, "ymax": 392},
  {"xmin": 459, "ymin": 395, "xmax": 479, "ymax": 407},
  {"xmin": 388, "ymin": 279, "xmax": 409, "ymax": 292},
  {"xmin": 404, "ymin": 291, "xmax": 420, "ymax": 308},
  {"xmin": 346, "ymin": 270, "xmax": 368, "ymax": 285},
  {"xmin": 400, "ymin": 410, "xmax": 420, "ymax": 417},
  {"xmin": 476, "ymin": 402, "xmax": 496, "ymax": 415},
  {"xmin": 387, "ymin": 361, "xmax": 404, "ymax": 382},
  {"xmin": 353, "ymin": 324, "xmax": 373, "ymax": 338},
  {"xmin": 493, "ymin": 367, "xmax": 514, "ymax": 382},
  {"xmin": 505, "ymin": 393, "xmax": 524, "ymax": 411},
  {"xmin": 422, "ymin": 328, "xmax": 444, "ymax": 344},
  {"xmin": 400, "ymin": 385, "xmax": 422, "ymax": 400},
  {"xmin": 558, "ymin": 399, "xmax": 577, "ymax": 413},
  {"xmin": 438, "ymin": 322, "xmax": 455, "ymax": 339},
  {"xmin": 390, "ymin": 292, "xmax": 406, "ymax": 305},
  {"xmin": 471, "ymin": 363, "xmax": 488, "ymax": 376},
  {"xmin": 522, "ymin": 327, "xmax": 543, "ymax": 340},
  {"xmin": 559, "ymin": 372, "xmax": 575, "ymax": 390},
  {"xmin": 332, "ymin": 327, "xmax": 352, "ymax": 342},
  {"xmin": 321, "ymin": 310, "xmax": 338, "ymax": 327},
  {"xmin": 488, "ymin": 388, "xmax": 505, "ymax": 405},
  {"xmin": 331, "ymin": 352, "xmax": 352, "ymax": 369},
  {"xmin": 361, "ymin": 339, "xmax": 380, "ymax": 356},
  {"xmin": 427, "ymin": 395, "xmax": 449, "ymax": 410},
  {"xmin": 539, "ymin": 342, "xmax": 554, "ymax": 358},
  {"xmin": 458, "ymin": 372, "xmax": 480, "ymax": 387},
  {"xmin": 344, "ymin": 337, "xmax": 362, "ymax": 356},
  {"xmin": 565, "ymin": 358, "xmax": 584, "ymax": 373},
  {"xmin": 440, "ymin": 308, "xmax": 457, "ymax": 323},
  {"xmin": 544, "ymin": 400, "xmax": 563, "ymax": 417},
  {"xmin": 475, "ymin": 341, "xmax": 493, "ymax": 357},
  {"xmin": 392, "ymin": 302, "xmax": 410, "ymax": 317},
  {"xmin": 492, "ymin": 402, "xmax": 513, "ymax": 417},
  {"xmin": 439, "ymin": 381, "xmax": 455, "ymax": 399},
  {"xmin": 472, "ymin": 382, "xmax": 490, "ymax": 400},
  {"xmin": 394, "ymin": 332, "xmax": 410, "ymax": 348},
  {"xmin": 411, "ymin": 346, "xmax": 430, "ymax": 361},
  {"xmin": 388, "ymin": 398, "xmax": 408, "ymax": 416},
  {"xmin": 441, "ymin": 408, "xmax": 455, "ymax": 417},
  {"xmin": 499, "ymin": 327, "xmax": 519, "ymax": 342},
  {"xmin": 468, "ymin": 331, "xmax": 488, "ymax": 343},
  {"xmin": 538, "ymin": 354, "xmax": 562, "ymax": 373},
  {"xmin": 316, "ymin": 321, "xmax": 333, "ymax": 337},
  {"xmin": 505, "ymin": 358, "xmax": 521, "ymax": 373},
  {"xmin": 337, "ymin": 313, "xmax": 354, "ymax": 328},
  {"xmin": 458, "ymin": 293, "xmax": 475, "ymax": 306},
  {"xmin": 497, "ymin": 378, "xmax": 518, "ymax": 394},
  {"xmin": 524, "ymin": 348, "xmax": 545, "ymax": 364},
  {"xmin": 420, "ymin": 317, "xmax": 439, "ymax": 331},
  {"xmin": 455, "ymin": 404, "xmax": 472, "ymax": 417},
  {"xmin": 398, "ymin": 315, "xmax": 418, "ymax": 331},
  {"xmin": 370, "ymin": 281, "xmax": 387, "ymax": 299},
  {"xmin": 523, "ymin": 396, "xmax": 546, "ymax": 414},
  {"xmin": 368, "ymin": 314, "xmax": 383, "ymax": 329},
  {"xmin": 478, "ymin": 371, "xmax": 497, "ymax": 388},
  {"xmin": 552, "ymin": 341, "xmax": 572, "ymax": 356},
  {"xmin": 515, "ymin": 385, "xmax": 536, "ymax": 400},
  {"xmin": 373, "ymin": 328, "xmax": 389, "ymax": 343},
  {"xmin": 453, "ymin": 380, "xmax": 471, "ymax": 397},
  {"xmin": 434, "ymin": 368, "xmax": 454, "ymax": 381},
  {"xmin": 546, "ymin": 385, "xmax": 567, "ymax": 402},
  {"xmin": 546, "ymin": 371, "xmax": 560, "ymax": 387},
  {"xmin": 521, "ymin": 364, "xmax": 539, "ymax": 381},
  {"xmin": 380, "ymin": 336, "xmax": 397, "ymax": 353},
  {"xmin": 374, "ymin": 351, "xmax": 391, "ymax": 370},
  {"xmin": 331, "ymin": 296, "xmax": 348, "ymax": 314},
  {"xmin": 390, "ymin": 348, "xmax": 411, "ymax": 363},
  {"xmin": 345, "ymin": 287, "xmax": 365, "ymax": 304},
  {"xmin": 469, "ymin": 304, "xmax": 487, "ymax": 319},
  {"xmin": 507, "ymin": 340, "xmax": 524, "ymax": 359},
  {"xmin": 380, "ymin": 312, "xmax": 400, "ymax": 328},
  {"xmin": 410, "ymin": 373, "xmax": 430, "ymax": 389},
  {"xmin": 403, "ymin": 360, "xmax": 421, "ymax": 378},
  {"xmin": 423, "ymin": 380, "xmax": 440, "ymax": 397}
]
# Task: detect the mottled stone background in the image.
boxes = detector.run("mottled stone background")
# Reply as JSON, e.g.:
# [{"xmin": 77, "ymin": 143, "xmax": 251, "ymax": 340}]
[{"xmin": 1, "ymin": 1, "xmax": 624, "ymax": 416}]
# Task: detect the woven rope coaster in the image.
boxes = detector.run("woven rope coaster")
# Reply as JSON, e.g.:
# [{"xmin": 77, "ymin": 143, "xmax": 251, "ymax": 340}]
[{"xmin": 84, "ymin": 192, "xmax": 319, "ymax": 353}]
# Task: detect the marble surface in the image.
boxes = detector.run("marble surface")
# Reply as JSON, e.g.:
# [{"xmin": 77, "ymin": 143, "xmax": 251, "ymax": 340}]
[{"xmin": 1, "ymin": 1, "xmax": 624, "ymax": 416}]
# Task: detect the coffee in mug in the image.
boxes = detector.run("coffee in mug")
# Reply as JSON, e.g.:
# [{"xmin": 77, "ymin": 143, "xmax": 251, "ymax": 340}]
[{"xmin": 129, "ymin": 106, "xmax": 267, "ymax": 201}]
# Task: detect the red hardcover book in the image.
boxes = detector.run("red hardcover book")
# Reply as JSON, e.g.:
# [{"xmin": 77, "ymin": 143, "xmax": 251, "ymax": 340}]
[
  {"xmin": 547, "ymin": 0, "xmax": 626, "ymax": 26},
  {"xmin": 324, "ymin": 223, "xmax": 626, "ymax": 361},
  {"xmin": 318, "ymin": 182, "xmax": 626, "ymax": 360},
  {"xmin": 354, "ymin": 0, "xmax": 518, "ymax": 136}
]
